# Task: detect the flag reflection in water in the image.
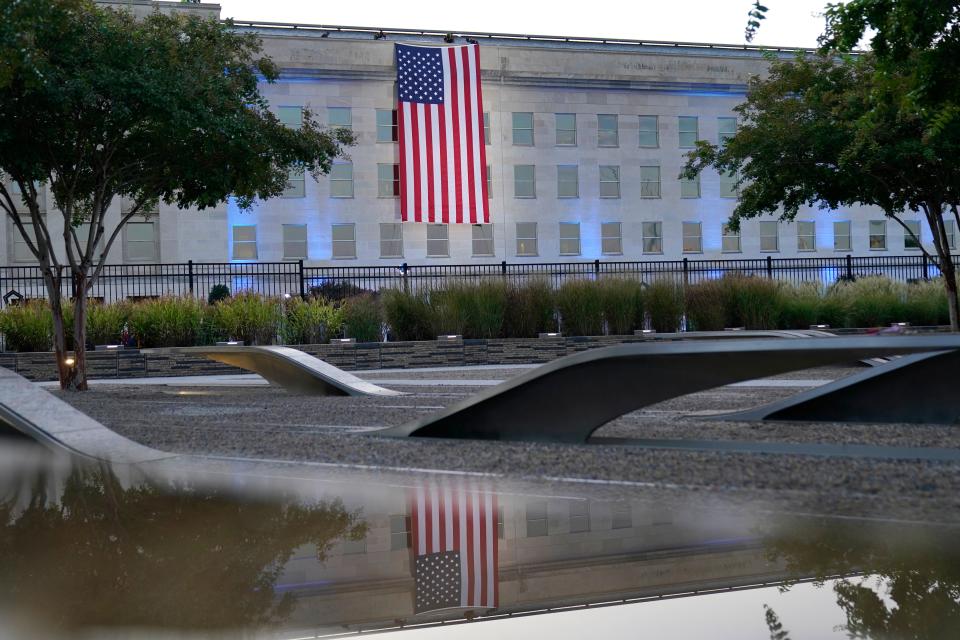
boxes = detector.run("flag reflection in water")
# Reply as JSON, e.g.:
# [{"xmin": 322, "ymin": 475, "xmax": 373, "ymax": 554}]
[{"xmin": 410, "ymin": 484, "xmax": 498, "ymax": 614}]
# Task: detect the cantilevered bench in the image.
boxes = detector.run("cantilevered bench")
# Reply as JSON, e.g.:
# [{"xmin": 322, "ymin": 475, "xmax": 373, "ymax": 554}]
[
  {"xmin": 375, "ymin": 336, "xmax": 960, "ymax": 443},
  {"xmin": 0, "ymin": 367, "xmax": 175, "ymax": 463},
  {"xmin": 152, "ymin": 346, "xmax": 404, "ymax": 396}
]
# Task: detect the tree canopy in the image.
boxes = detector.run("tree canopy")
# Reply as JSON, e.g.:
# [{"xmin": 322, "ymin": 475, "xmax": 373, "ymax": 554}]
[
  {"xmin": 682, "ymin": 50, "xmax": 960, "ymax": 328},
  {"xmin": 0, "ymin": 0, "xmax": 352, "ymax": 388}
]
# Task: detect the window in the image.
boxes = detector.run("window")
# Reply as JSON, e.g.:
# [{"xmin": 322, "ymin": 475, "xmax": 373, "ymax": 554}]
[
  {"xmin": 834, "ymin": 221, "xmax": 852, "ymax": 251},
  {"xmin": 569, "ymin": 501, "xmax": 590, "ymax": 533},
  {"xmin": 380, "ymin": 223, "xmax": 403, "ymax": 258},
  {"xmin": 486, "ymin": 164, "xmax": 492, "ymax": 199},
  {"xmin": 75, "ymin": 222, "xmax": 104, "ymax": 256},
  {"xmin": 718, "ymin": 117, "xmax": 737, "ymax": 144},
  {"xmin": 945, "ymin": 220, "xmax": 957, "ymax": 250},
  {"xmin": 472, "ymin": 224, "xmax": 494, "ymax": 256},
  {"xmin": 376, "ymin": 109, "xmax": 398, "ymax": 142},
  {"xmin": 719, "ymin": 170, "xmax": 738, "ymax": 198},
  {"xmin": 282, "ymin": 224, "xmax": 307, "ymax": 260},
  {"xmin": 682, "ymin": 222, "xmax": 702, "ymax": 253},
  {"xmin": 331, "ymin": 223, "xmax": 356, "ymax": 259},
  {"xmin": 512, "ymin": 112, "xmax": 534, "ymax": 146},
  {"xmin": 611, "ymin": 503, "xmax": 632, "ymax": 530},
  {"xmin": 427, "ymin": 224, "xmax": 449, "ymax": 257},
  {"xmin": 483, "ymin": 112, "xmax": 491, "ymax": 145},
  {"xmin": 722, "ymin": 224, "xmax": 741, "ymax": 253},
  {"xmin": 390, "ymin": 514, "xmax": 411, "ymax": 550},
  {"xmin": 598, "ymin": 114, "xmax": 618, "ymax": 147},
  {"xmin": 797, "ymin": 221, "xmax": 816, "ymax": 252},
  {"xmin": 377, "ymin": 163, "xmax": 399, "ymax": 197},
  {"xmin": 328, "ymin": 106, "xmax": 352, "ymax": 130},
  {"xmin": 277, "ymin": 106, "xmax": 302, "ymax": 129},
  {"xmin": 9, "ymin": 216, "xmax": 42, "ymax": 263},
  {"xmin": 642, "ymin": 221, "xmax": 662, "ymax": 254},
  {"xmin": 556, "ymin": 113, "xmax": 576, "ymax": 146},
  {"xmin": 557, "ymin": 165, "xmax": 578, "ymax": 198},
  {"xmin": 904, "ymin": 220, "xmax": 921, "ymax": 250},
  {"xmin": 514, "ymin": 165, "xmax": 535, "ymax": 198},
  {"xmin": 678, "ymin": 116, "xmax": 698, "ymax": 148},
  {"xmin": 283, "ymin": 167, "xmax": 305, "ymax": 198},
  {"xmin": 6, "ymin": 179, "xmax": 46, "ymax": 211},
  {"xmin": 329, "ymin": 163, "xmax": 353, "ymax": 198},
  {"xmin": 601, "ymin": 222, "xmax": 622, "ymax": 255},
  {"xmin": 123, "ymin": 220, "xmax": 159, "ymax": 262},
  {"xmin": 640, "ymin": 166, "xmax": 661, "ymax": 198},
  {"xmin": 638, "ymin": 115, "xmax": 659, "ymax": 148},
  {"xmin": 869, "ymin": 220, "xmax": 887, "ymax": 250},
  {"xmin": 526, "ymin": 500, "xmax": 548, "ymax": 537},
  {"xmin": 759, "ymin": 221, "xmax": 779, "ymax": 252},
  {"xmin": 680, "ymin": 174, "xmax": 700, "ymax": 198},
  {"xmin": 559, "ymin": 222, "xmax": 580, "ymax": 256},
  {"xmin": 516, "ymin": 222, "xmax": 538, "ymax": 256},
  {"xmin": 232, "ymin": 225, "xmax": 257, "ymax": 260},
  {"xmin": 599, "ymin": 165, "xmax": 620, "ymax": 198}
]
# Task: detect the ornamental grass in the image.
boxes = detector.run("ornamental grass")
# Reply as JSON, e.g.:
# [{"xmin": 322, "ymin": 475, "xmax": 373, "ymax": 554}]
[
  {"xmin": 128, "ymin": 296, "xmax": 206, "ymax": 348},
  {"xmin": 555, "ymin": 279, "xmax": 605, "ymax": 337}
]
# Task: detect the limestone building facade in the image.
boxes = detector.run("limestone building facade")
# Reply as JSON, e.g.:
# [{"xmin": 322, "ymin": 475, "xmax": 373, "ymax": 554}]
[{"xmin": 3, "ymin": 0, "xmax": 948, "ymax": 269}]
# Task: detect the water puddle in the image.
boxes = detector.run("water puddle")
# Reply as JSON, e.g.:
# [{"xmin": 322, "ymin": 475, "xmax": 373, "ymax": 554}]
[{"xmin": 0, "ymin": 443, "xmax": 957, "ymax": 639}]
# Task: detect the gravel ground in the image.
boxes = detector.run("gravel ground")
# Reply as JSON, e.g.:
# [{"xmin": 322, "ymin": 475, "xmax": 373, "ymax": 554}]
[{"xmin": 53, "ymin": 364, "xmax": 960, "ymax": 522}]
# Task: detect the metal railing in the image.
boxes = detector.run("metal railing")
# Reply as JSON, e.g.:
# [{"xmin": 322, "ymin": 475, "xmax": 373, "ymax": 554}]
[{"xmin": 0, "ymin": 254, "xmax": 952, "ymax": 306}]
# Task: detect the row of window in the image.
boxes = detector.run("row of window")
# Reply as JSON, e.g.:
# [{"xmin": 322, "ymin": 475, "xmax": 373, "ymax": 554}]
[
  {"xmin": 231, "ymin": 219, "xmax": 955, "ymax": 261},
  {"xmin": 8, "ymin": 216, "xmax": 159, "ymax": 263},
  {"xmin": 357, "ymin": 501, "xmax": 634, "ymax": 554},
  {"xmin": 284, "ymin": 105, "xmax": 733, "ymax": 149},
  {"xmin": 286, "ymin": 162, "xmax": 737, "ymax": 200}
]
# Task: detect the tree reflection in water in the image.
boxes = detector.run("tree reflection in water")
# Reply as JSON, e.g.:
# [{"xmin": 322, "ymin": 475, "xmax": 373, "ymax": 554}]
[
  {"xmin": 0, "ymin": 463, "xmax": 366, "ymax": 634},
  {"xmin": 764, "ymin": 518, "xmax": 960, "ymax": 639}
]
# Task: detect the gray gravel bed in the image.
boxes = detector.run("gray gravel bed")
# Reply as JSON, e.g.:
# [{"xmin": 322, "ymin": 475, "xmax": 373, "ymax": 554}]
[{"xmin": 51, "ymin": 367, "xmax": 960, "ymax": 523}]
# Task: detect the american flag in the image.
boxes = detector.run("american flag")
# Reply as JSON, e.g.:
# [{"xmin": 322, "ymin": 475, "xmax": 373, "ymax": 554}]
[
  {"xmin": 396, "ymin": 43, "xmax": 490, "ymax": 224},
  {"xmin": 410, "ymin": 485, "xmax": 498, "ymax": 613}
]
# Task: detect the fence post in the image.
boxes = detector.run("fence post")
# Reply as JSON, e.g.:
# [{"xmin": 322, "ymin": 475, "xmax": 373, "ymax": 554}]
[
  {"xmin": 682, "ymin": 257, "xmax": 689, "ymax": 287},
  {"xmin": 187, "ymin": 260, "xmax": 194, "ymax": 296},
  {"xmin": 846, "ymin": 254, "xmax": 854, "ymax": 281},
  {"xmin": 922, "ymin": 253, "xmax": 930, "ymax": 280},
  {"xmin": 401, "ymin": 262, "xmax": 409, "ymax": 294},
  {"xmin": 766, "ymin": 255, "xmax": 773, "ymax": 279},
  {"xmin": 298, "ymin": 259, "xmax": 306, "ymax": 298},
  {"xmin": 594, "ymin": 259, "xmax": 600, "ymax": 279},
  {"xmin": 69, "ymin": 269, "xmax": 76, "ymax": 300}
]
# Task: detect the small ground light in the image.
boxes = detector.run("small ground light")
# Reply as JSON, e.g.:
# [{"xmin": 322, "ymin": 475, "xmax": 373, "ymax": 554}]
[
  {"xmin": 284, "ymin": 293, "xmax": 292, "ymax": 299},
  {"xmin": 64, "ymin": 357, "xmax": 76, "ymax": 367}
]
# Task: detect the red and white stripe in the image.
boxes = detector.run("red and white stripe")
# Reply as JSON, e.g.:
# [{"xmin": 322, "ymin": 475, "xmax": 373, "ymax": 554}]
[
  {"xmin": 411, "ymin": 484, "xmax": 498, "ymax": 609},
  {"xmin": 399, "ymin": 44, "xmax": 490, "ymax": 224}
]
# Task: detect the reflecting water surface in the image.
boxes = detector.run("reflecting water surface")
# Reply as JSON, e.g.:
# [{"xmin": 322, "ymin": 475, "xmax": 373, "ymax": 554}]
[{"xmin": 0, "ymin": 443, "xmax": 957, "ymax": 639}]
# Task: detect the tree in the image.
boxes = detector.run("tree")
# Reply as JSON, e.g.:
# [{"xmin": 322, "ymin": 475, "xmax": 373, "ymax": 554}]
[
  {"xmin": 765, "ymin": 517, "xmax": 960, "ymax": 639},
  {"xmin": 0, "ymin": 0, "xmax": 352, "ymax": 390},
  {"xmin": 821, "ymin": 1, "xmax": 960, "ymax": 131},
  {"xmin": 0, "ymin": 463, "xmax": 366, "ymax": 633},
  {"xmin": 682, "ymin": 52, "xmax": 960, "ymax": 329}
]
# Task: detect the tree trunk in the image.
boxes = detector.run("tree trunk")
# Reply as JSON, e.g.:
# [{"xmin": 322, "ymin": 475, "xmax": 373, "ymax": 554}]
[
  {"xmin": 68, "ymin": 269, "xmax": 90, "ymax": 391},
  {"xmin": 941, "ymin": 258, "xmax": 960, "ymax": 331},
  {"xmin": 41, "ymin": 267, "xmax": 78, "ymax": 389},
  {"xmin": 925, "ymin": 205, "xmax": 960, "ymax": 331}
]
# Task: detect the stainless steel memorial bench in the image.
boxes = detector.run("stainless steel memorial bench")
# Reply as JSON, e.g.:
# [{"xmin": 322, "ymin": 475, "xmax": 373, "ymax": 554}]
[
  {"xmin": 151, "ymin": 345, "xmax": 404, "ymax": 397},
  {"xmin": 376, "ymin": 336, "xmax": 960, "ymax": 443}
]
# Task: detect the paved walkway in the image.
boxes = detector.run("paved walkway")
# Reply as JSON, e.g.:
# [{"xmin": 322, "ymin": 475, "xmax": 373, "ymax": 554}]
[{"xmin": 36, "ymin": 366, "xmax": 832, "ymax": 390}]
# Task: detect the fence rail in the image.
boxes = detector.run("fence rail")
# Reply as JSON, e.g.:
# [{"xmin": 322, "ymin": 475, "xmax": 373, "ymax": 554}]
[{"xmin": 0, "ymin": 254, "xmax": 954, "ymax": 306}]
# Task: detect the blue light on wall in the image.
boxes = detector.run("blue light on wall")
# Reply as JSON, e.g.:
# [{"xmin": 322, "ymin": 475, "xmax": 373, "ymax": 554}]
[{"xmin": 227, "ymin": 195, "xmax": 259, "ymax": 264}]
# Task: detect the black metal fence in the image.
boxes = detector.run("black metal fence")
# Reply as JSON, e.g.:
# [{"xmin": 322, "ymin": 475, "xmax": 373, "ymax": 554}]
[{"xmin": 0, "ymin": 253, "xmax": 953, "ymax": 307}]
